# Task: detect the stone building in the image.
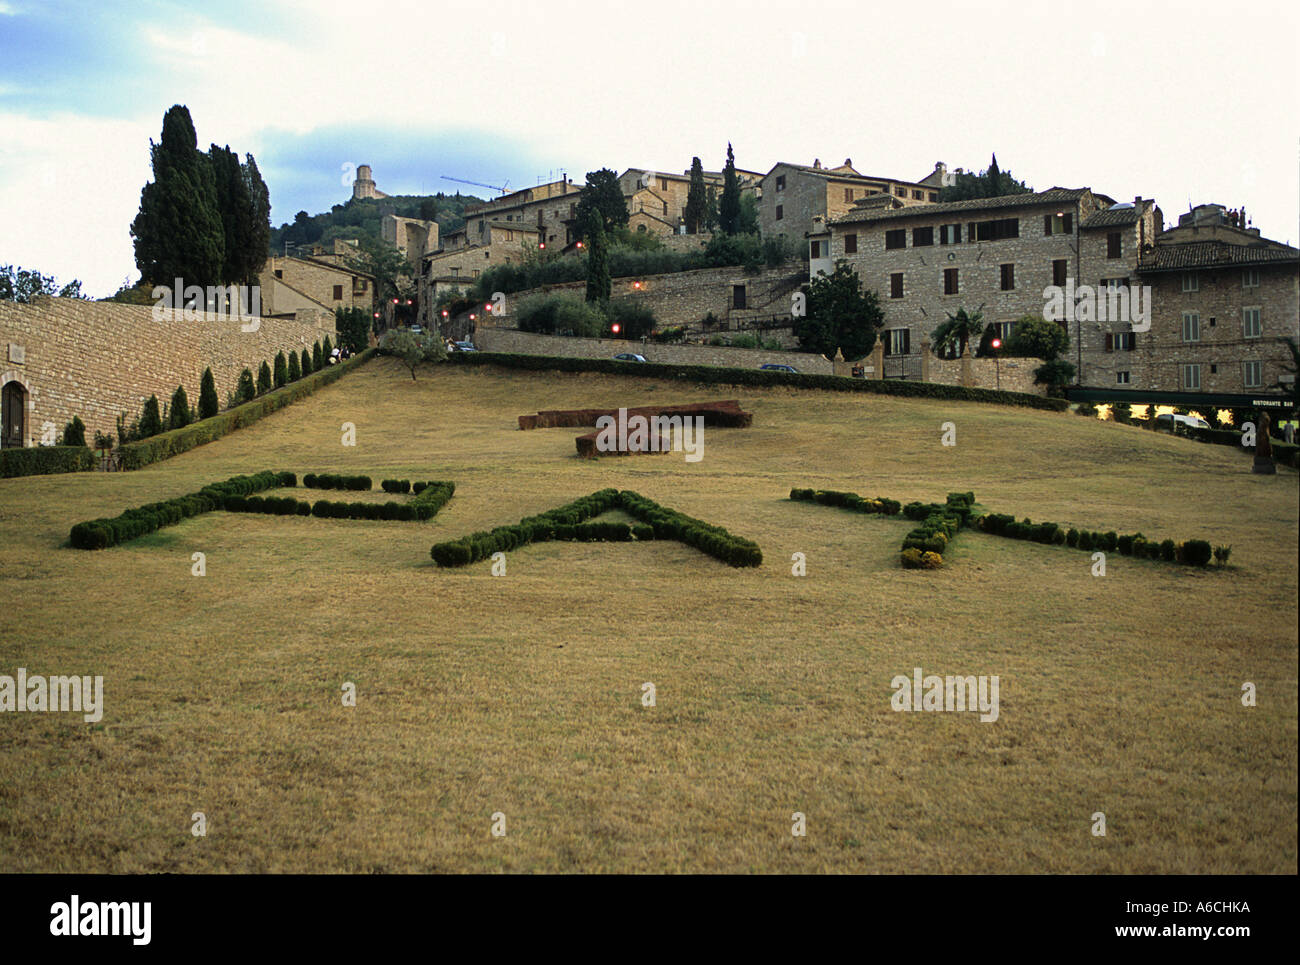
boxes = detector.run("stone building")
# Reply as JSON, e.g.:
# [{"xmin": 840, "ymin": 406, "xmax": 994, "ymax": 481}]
[
  {"xmin": 382, "ymin": 214, "xmax": 439, "ymax": 269},
  {"xmin": 257, "ymin": 253, "xmax": 376, "ymax": 317},
  {"xmin": 618, "ymin": 166, "xmax": 762, "ymax": 237},
  {"xmin": 760, "ymin": 158, "xmax": 940, "ymax": 248},
  {"xmin": 1129, "ymin": 209, "xmax": 1299, "ymax": 395},
  {"xmin": 351, "ymin": 164, "xmax": 387, "ymax": 201}
]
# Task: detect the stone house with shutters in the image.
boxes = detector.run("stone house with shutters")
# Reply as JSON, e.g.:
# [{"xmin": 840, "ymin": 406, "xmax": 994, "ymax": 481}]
[
  {"xmin": 618, "ymin": 167, "xmax": 762, "ymax": 237},
  {"xmin": 1128, "ymin": 210, "xmax": 1299, "ymax": 395},
  {"xmin": 257, "ymin": 254, "xmax": 376, "ymax": 317}
]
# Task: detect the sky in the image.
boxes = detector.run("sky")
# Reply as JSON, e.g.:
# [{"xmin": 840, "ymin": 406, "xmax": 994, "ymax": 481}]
[{"xmin": 1, "ymin": 0, "xmax": 1297, "ymax": 298}]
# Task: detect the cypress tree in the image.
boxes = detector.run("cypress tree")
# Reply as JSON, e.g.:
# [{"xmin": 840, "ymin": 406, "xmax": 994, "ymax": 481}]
[
  {"xmin": 208, "ymin": 144, "xmax": 254, "ymax": 286},
  {"xmin": 242, "ymin": 153, "xmax": 271, "ymax": 287},
  {"xmin": 236, "ymin": 368, "xmax": 255, "ymax": 404},
  {"xmin": 61, "ymin": 415, "xmax": 86, "ymax": 447},
  {"xmin": 322, "ymin": 335, "xmax": 333, "ymax": 358},
  {"xmin": 719, "ymin": 143, "xmax": 741, "ymax": 235},
  {"xmin": 168, "ymin": 385, "xmax": 191, "ymax": 429},
  {"xmin": 130, "ymin": 105, "xmax": 224, "ymax": 287},
  {"xmin": 139, "ymin": 395, "xmax": 163, "ymax": 438},
  {"xmin": 288, "ymin": 351, "xmax": 301, "ymax": 381},
  {"xmin": 273, "ymin": 350, "xmax": 288, "ymax": 387},
  {"xmin": 684, "ymin": 157, "xmax": 707, "ymax": 234},
  {"xmin": 312, "ymin": 342, "xmax": 323, "ymax": 371},
  {"xmin": 257, "ymin": 360, "xmax": 272, "ymax": 395},
  {"xmin": 584, "ymin": 210, "xmax": 610, "ymax": 305},
  {"xmin": 301, "ymin": 347, "xmax": 313, "ymax": 376},
  {"xmin": 199, "ymin": 367, "xmax": 219, "ymax": 418}
]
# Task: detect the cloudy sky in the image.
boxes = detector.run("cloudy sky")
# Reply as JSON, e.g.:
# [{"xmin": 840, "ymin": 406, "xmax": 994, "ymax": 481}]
[{"xmin": 1, "ymin": 0, "xmax": 1296, "ymax": 297}]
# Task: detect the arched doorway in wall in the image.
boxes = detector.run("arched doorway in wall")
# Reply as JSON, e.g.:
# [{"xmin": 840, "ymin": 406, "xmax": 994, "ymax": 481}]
[{"xmin": 2, "ymin": 379, "xmax": 27, "ymax": 448}]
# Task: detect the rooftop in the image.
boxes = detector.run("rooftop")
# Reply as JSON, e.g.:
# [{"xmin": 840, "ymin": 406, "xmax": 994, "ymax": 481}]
[
  {"xmin": 832, "ymin": 187, "xmax": 1093, "ymax": 226},
  {"xmin": 1137, "ymin": 240, "xmax": 1300, "ymax": 272}
]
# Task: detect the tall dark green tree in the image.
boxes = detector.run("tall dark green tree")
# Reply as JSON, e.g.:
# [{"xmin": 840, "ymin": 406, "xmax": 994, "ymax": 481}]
[
  {"xmin": 273, "ymin": 351, "xmax": 288, "ymax": 388},
  {"xmin": 130, "ymin": 105, "xmax": 225, "ymax": 288},
  {"xmin": 168, "ymin": 385, "xmax": 191, "ymax": 429},
  {"xmin": 574, "ymin": 168, "xmax": 628, "ymax": 241},
  {"xmin": 684, "ymin": 157, "xmax": 707, "ymax": 234},
  {"xmin": 139, "ymin": 395, "xmax": 163, "ymax": 438},
  {"xmin": 703, "ymin": 185, "xmax": 719, "ymax": 232},
  {"xmin": 718, "ymin": 144, "xmax": 741, "ymax": 236},
  {"xmin": 312, "ymin": 342, "xmax": 323, "ymax": 371},
  {"xmin": 208, "ymin": 144, "xmax": 254, "ymax": 286},
  {"xmin": 288, "ymin": 350, "xmax": 301, "ymax": 382},
  {"xmin": 938, "ymin": 153, "xmax": 1032, "ymax": 202},
  {"xmin": 301, "ymin": 347, "xmax": 314, "ymax": 376},
  {"xmin": 257, "ymin": 360, "xmax": 272, "ymax": 395},
  {"xmin": 235, "ymin": 368, "xmax": 256, "ymax": 405},
  {"xmin": 584, "ymin": 209, "xmax": 611, "ymax": 305},
  {"xmin": 198, "ymin": 367, "xmax": 219, "ymax": 419},
  {"xmin": 243, "ymin": 154, "xmax": 272, "ymax": 277},
  {"xmin": 796, "ymin": 262, "xmax": 883, "ymax": 360}
]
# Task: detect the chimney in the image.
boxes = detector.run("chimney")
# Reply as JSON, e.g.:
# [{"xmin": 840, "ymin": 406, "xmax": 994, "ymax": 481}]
[
  {"xmin": 813, "ymin": 158, "xmax": 821, "ymax": 169},
  {"xmin": 844, "ymin": 158, "xmax": 852, "ymax": 168}
]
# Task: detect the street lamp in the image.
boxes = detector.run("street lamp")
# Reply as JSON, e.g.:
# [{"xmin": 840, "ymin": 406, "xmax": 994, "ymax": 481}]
[{"xmin": 991, "ymin": 338, "xmax": 1002, "ymax": 390}]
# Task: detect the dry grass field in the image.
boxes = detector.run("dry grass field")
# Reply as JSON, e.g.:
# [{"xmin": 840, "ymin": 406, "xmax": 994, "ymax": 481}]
[{"xmin": 1, "ymin": 356, "xmax": 1295, "ymax": 873}]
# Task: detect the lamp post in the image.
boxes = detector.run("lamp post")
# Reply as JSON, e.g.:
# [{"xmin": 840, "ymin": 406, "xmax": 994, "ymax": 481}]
[{"xmin": 991, "ymin": 338, "xmax": 1002, "ymax": 390}]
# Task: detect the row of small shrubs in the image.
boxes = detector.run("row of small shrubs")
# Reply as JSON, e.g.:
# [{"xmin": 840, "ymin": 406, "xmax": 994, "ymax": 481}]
[
  {"xmin": 69, "ymin": 470, "xmax": 291, "ymax": 549},
  {"xmin": 222, "ymin": 478, "xmax": 454, "ymax": 522},
  {"xmin": 303, "ymin": 473, "xmax": 371, "ymax": 491},
  {"xmin": 430, "ymin": 489, "xmax": 761, "ymax": 568},
  {"xmin": 789, "ymin": 488, "xmax": 902, "ymax": 516},
  {"xmin": 115, "ymin": 350, "xmax": 373, "ymax": 470},
  {"xmin": 381, "ymin": 479, "xmax": 411, "ymax": 494},
  {"xmin": 410, "ymin": 481, "xmax": 455, "ymax": 516},
  {"xmin": 307, "ymin": 500, "xmax": 426, "ymax": 521},
  {"xmin": 899, "ymin": 493, "xmax": 974, "ymax": 569},
  {"xmin": 977, "ymin": 512, "xmax": 1220, "ymax": 566},
  {"xmin": 449, "ymin": 352, "xmax": 1068, "ymax": 411},
  {"xmin": 1, "ymin": 445, "xmax": 96, "ymax": 478},
  {"xmin": 1192, "ymin": 425, "xmax": 1300, "ymax": 469}
]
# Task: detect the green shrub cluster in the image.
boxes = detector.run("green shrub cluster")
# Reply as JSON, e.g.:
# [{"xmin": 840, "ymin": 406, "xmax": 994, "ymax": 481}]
[
  {"xmin": 225, "ymin": 495, "xmax": 311, "ymax": 516},
  {"xmin": 789, "ymin": 488, "xmax": 902, "ymax": 515},
  {"xmin": 309, "ymin": 500, "xmax": 422, "ymax": 521},
  {"xmin": 979, "ymin": 512, "xmax": 1217, "ymax": 566},
  {"xmin": 381, "ymin": 479, "xmax": 412, "ymax": 494},
  {"xmin": 410, "ymin": 481, "xmax": 455, "ymax": 517},
  {"xmin": 1, "ymin": 445, "xmax": 96, "ymax": 478},
  {"xmin": 431, "ymin": 489, "xmax": 760, "ymax": 568},
  {"xmin": 898, "ymin": 493, "xmax": 973, "ymax": 567},
  {"xmin": 69, "ymin": 470, "xmax": 290, "ymax": 549},
  {"xmin": 116, "ymin": 350, "xmax": 374, "ymax": 470},
  {"xmin": 303, "ymin": 473, "xmax": 371, "ymax": 490},
  {"xmin": 449, "ymin": 352, "xmax": 1068, "ymax": 411}
]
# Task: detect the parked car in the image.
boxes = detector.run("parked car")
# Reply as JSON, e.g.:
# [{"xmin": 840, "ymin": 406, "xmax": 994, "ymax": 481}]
[
  {"xmin": 759, "ymin": 363, "xmax": 798, "ymax": 374},
  {"xmin": 1154, "ymin": 412, "xmax": 1210, "ymax": 430},
  {"xmin": 613, "ymin": 353, "xmax": 647, "ymax": 362},
  {"xmin": 409, "ymin": 325, "xmax": 423, "ymax": 334},
  {"xmin": 452, "ymin": 340, "xmax": 477, "ymax": 352}
]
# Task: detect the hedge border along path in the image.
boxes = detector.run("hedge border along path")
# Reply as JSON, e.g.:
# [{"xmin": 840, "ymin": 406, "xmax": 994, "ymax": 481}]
[
  {"xmin": 68, "ymin": 471, "xmax": 455, "ymax": 549},
  {"xmin": 790, "ymin": 487, "xmax": 1223, "ymax": 569},
  {"xmin": 450, "ymin": 350, "xmax": 1069, "ymax": 412},
  {"xmin": 1, "ymin": 445, "xmax": 96, "ymax": 478},
  {"xmin": 116, "ymin": 349, "xmax": 375, "ymax": 470},
  {"xmin": 431, "ymin": 489, "xmax": 762, "ymax": 568}
]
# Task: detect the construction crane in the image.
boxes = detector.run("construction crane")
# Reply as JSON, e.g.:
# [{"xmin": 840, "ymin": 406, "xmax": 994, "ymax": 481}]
[{"xmin": 441, "ymin": 175, "xmax": 510, "ymax": 196}]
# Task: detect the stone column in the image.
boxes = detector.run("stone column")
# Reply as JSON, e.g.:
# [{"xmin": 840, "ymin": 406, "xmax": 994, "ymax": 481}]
[
  {"xmin": 870, "ymin": 341, "xmax": 883, "ymax": 380},
  {"xmin": 920, "ymin": 338, "xmax": 931, "ymax": 382}
]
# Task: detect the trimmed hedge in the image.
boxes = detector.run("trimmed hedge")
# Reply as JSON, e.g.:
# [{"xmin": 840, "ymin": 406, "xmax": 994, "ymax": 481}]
[
  {"xmin": 228, "ymin": 477, "xmax": 453, "ymax": 522},
  {"xmin": 431, "ymin": 488, "xmax": 761, "ymax": 568},
  {"xmin": 977, "ymin": 511, "xmax": 1218, "ymax": 567},
  {"xmin": 450, "ymin": 350, "xmax": 1069, "ymax": 411},
  {"xmin": 116, "ymin": 349, "xmax": 374, "ymax": 470},
  {"xmin": 1, "ymin": 445, "xmax": 96, "ymax": 478},
  {"xmin": 381, "ymin": 479, "xmax": 412, "ymax": 494},
  {"xmin": 69, "ymin": 470, "xmax": 291, "ymax": 549},
  {"xmin": 791, "ymin": 487, "xmax": 968, "ymax": 569},
  {"xmin": 303, "ymin": 473, "xmax": 372, "ymax": 491},
  {"xmin": 789, "ymin": 488, "xmax": 902, "ymax": 516},
  {"xmin": 1192, "ymin": 425, "xmax": 1300, "ymax": 469}
]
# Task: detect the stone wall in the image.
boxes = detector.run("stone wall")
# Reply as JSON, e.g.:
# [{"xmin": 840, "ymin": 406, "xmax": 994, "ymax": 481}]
[
  {"xmin": 476, "ymin": 328, "xmax": 834, "ymax": 374},
  {"xmin": 927, "ymin": 353, "xmax": 1045, "ymax": 395},
  {"xmin": 0, "ymin": 298, "xmax": 335, "ymax": 448}
]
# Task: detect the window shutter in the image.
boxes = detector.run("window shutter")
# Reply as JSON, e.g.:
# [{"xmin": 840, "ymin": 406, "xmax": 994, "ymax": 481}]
[
  {"xmin": 1064, "ymin": 213, "xmax": 1073, "ymax": 233},
  {"xmin": 1104, "ymin": 333, "xmax": 1113, "ymax": 353},
  {"xmin": 1044, "ymin": 215, "xmax": 1052, "ymax": 236},
  {"xmin": 902, "ymin": 330, "xmax": 911, "ymax": 356}
]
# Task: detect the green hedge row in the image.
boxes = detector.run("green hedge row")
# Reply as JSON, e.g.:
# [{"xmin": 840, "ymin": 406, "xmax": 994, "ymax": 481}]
[
  {"xmin": 69, "ymin": 470, "xmax": 291, "ymax": 549},
  {"xmin": 899, "ymin": 493, "xmax": 973, "ymax": 569},
  {"xmin": 303, "ymin": 473, "xmax": 372, "ymax": 490},
  {"xmin": 1, "ymin": 445, "xmax": 96, "ymax": 478},
  {"xmin": 411, "ymin": 481, "xmax": 455, "ymax": 515},
  {"xmin": 116, "ymin": 349, "xmax": 374, "ymax": 470},
  {"xmin": 977, "ymin": 511, "xmax": 1217, "ymax": 566},
  {"xmin": 789, "ymin": 488, "xmax": 902, "ymax": 515},
  {"xmin": 1191, "ymin": 425, "xmax": 1299, "ymax": 469},
  {"xmin": 381, "ymin": 479, "xmax": 411, "ymax": 494},
  {"xmin": 223, "ymin": 478, "xmax": 453, "ymax": 522},
  {"xmin": 448, "ymin": 351, "xmax": 1069, "ymax": 411},
  {"xmin": 430, "ymin": 489, "xmax": 761, "ymax": 568}
]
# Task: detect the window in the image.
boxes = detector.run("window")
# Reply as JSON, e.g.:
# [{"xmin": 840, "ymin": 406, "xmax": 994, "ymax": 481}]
[
  {"xmin": 1044, "ymin": 212, "xmax": 1073, "ymax": 236},
  {"xmin": 1000, "ymin": 264, "xmax": 1014, "ymax": 291},
  {"xmin": 884, "ymin": 328, "xmax": 911, "ymax": 356},
  {"xmin": 732, "ymin": 285, "xmax": 746, "ymax": 310},
  {"xmin": 890, "ymin": 273, "xmax": 904, "ymax": 299},
  {"xmin": 1052, "ymin": 260, "xmax": 1068, "ymax": 287},
  {"xmin": 908, "ymin": 189, "xmax": 919, "ymax": 200},
  {"xmin": 472, "ymin": 269, "xmax": 480, "ymax": 278},
  {"xmin": 809, "ymin": 240, "xmax": 825, "ymax": 259},
  {"xmin": 1242, "ymin": 307, "xmax": 1261, "ymax": 338},
  {"xmin": 844, "ymin": 188, "xmax": 854, "ymax": 203},
  {"xmin": 994, "ymin": 321, "xmax": 1014, "ymax": 342},
  {"xmin": 274, "ymin": 269, "xmax": 282, "ymax": 279},
  {"xmin": 1102, "ymin": 277, "xmax": 1128, "ymax": 291},
  {"xmin": 775, "ymin": 204, "xmax": 784, "ymax": 221},
  {"xmin": 1107, "ymin": 232, "xmax": 1121, "ymax": 258},
  {"xmin": 1182, "ymin": 364, "xmax": 1201, "ymax": 390},
  {"xmin": 885, "ymin": 229, "xmax": 906, "ymax": 250},
  {"xmin": 895, "ymin": 186, "xmax": 906, "ymax": 197},
  {"xmin": 970, "ymin": 217, "xmax": 1019, "ymax": 241},
  {"xmin": 943, "ymin": 268, "xmax": 959, "ymax": 295},
  {"xmin": 912, "ymin": 226, "xmax": 934, "ymax": 247},
  {"xmin": 1116, "ymin": 371, "xmax": 1131, "ymax": 385},
  {"xmin": 1243, "ymin": 269, "xmax": 1260, "ymax": 288},
  {"xmin": 775, "ymin": 174, "xmax": 786, "ymax": 191},
  {"xmin": 659, "ymin": 178, "xmax": 669, "ymax": 191},
  {"xmin": 332, "ymin": 284, "xmax": 343, "ymax": 300},
  {"xmin": 1106, "ymin": 331, "xmax": 1136, "ymax": 352},
  {"xmin": 1181, "ymin": 273, "xmax": 1199, "ymax": 292},
  {"xmin": 1242, "ymin": 360, "xmax": 1263, "ymax": 388},
  {"xmin": 1182, "ymin": 313, "xmax": 1200, "ymax": 342},
  {"xmin": 844, "ymin": 233, "xmax": 858, "ymax": 254},
  {"xmin": 928, "ymin": 192, "xmax": 938, "ymax": 202},
  {"xmin": 939, "ymin": 223, "xmax": 961, "ymax": 245},
  {"xmin": 451, "ymin": 267, "xmax": 459, "ymax": 278},
  {"xmin": 663, "ymin": 201, "xmax": 668, "ymax": 214}
]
